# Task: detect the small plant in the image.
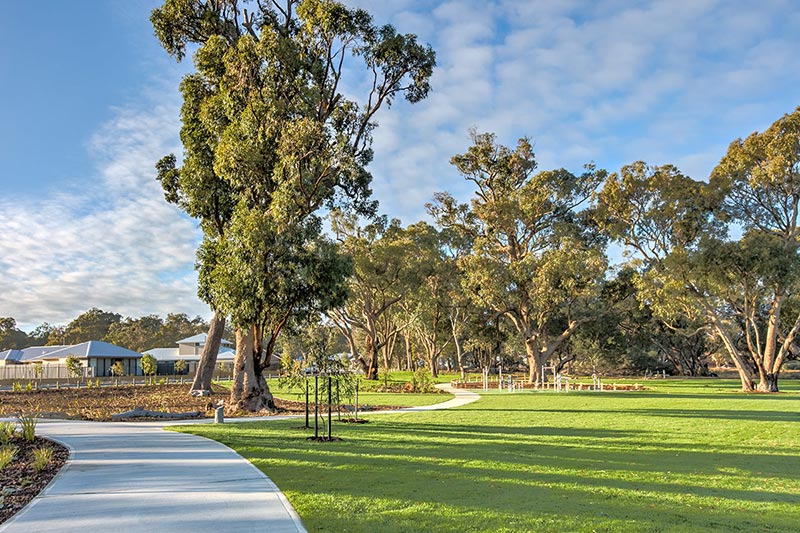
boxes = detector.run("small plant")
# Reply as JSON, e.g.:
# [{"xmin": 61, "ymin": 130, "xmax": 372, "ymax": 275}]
[
  {"xmin": 141, "ymin": 353, "xmax": 157, "ymax": 384},
  {"xmin": 0, "ymin": 445, "xmax": 17, "ymax": 469},
  {"xmin": 408, "ymin": 368, "xmax": 434, "ymax": 393},
  {"xmin": 32, "ymin": 447, "xmax": 53, "ymax": 473},
  {"xmin": 0, "ymin": 421, "xmax": 15, "ymax": 445},
  {"xmin": 25, "ymin": 381, "xmax": 34, "ymax": 392},
  {"xmin": 65, "ymin": 354, "xmax": 83, "ymax": 386},
  {"xmin": 174, "ymin": 359, "xmax": 187, "ymax": 375},
  {"xmin": 110, "ymin": 360, "xmax": 125, "ymax": 378},
  {"xmin": 17, "ymin": 416, "xmax": 36, "ymax": 442},
  {"xmin": 32, "ymin": 361, "xmax": 44, "ymax": 382},
  {"xmin": 12, "ymin": 381, "xmax": 22, "ymax": 392},
  {"xmin": 158, "ymin": 377, "xmax": 167, "ymax": 385}
]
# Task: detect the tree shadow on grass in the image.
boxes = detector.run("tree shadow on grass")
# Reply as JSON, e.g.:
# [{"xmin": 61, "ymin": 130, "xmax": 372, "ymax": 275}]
[
  {"xmin": 453, "ymin": 407, "xmax": 800, "ymax": 422},
  {"xmin": 233, "ymin": 423, "xmax": 800, "ymax": 533}
]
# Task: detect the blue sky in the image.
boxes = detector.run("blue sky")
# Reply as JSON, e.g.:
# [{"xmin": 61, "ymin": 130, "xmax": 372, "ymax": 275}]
[{"xmin": 2, "ymin": 0, "xmax": 800, "ymax": 331}]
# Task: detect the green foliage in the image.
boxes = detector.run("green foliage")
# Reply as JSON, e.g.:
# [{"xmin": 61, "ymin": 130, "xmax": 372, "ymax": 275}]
[
  {"xmin": 407, "ymin": 368, "xmax": 434, "ymax": 393},
  {"xmin": 152, "ymin": 1, "xmax": 435, "ymax": 408},
  {"xmin": 59, "ymin": 308, "xmax": 122, "ymax": 346},
  {"xmin": 65, "ymin": 355, "xmax": 83, "ymax": 382},
  {"xmin": 174, "ymin": 359, "xmax": 187, "ymax": 374},
  {"xmin": 32, "ymin": 447, "xmax": 53, "ymax": 473},
  {"xmin": 17, "ymin": 416, "xmax": 36, "ymax": 442},
  {"xmin": 596, "ymin": 106, "xmax": 800, "ymax": 391},
  {"xmin": 328, "ymin": 213, "xmax": 429, "ymax": 378},
  {"xmin": 140, "ymin": 353, "xmax": 157, "ymax": 377},
  {"xmin": 434, "ymin": 131, "xmax": 608, "ymax": 381},
  {"xmin": 110, "ymin": 360, "xmax": 125, "ymax": 377},
  {"xmin": 0, "ymin": 316, "xmax": 29, "ymax": 351},
  {"xmin": 0, "ymin": 445, "xmax": 16, "ymax": 470},
  {"xmin": 0, "ymin": 421, "xmax": 15, "ymax": 445},
  {"xmin": 12, "ymin": 382, "xmax": 22, "ymax": 392}
]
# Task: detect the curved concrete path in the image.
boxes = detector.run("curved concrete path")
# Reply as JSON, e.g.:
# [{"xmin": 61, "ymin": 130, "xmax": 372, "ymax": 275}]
[{"xmin": 0, "ymin": 385, "xmax": 479, "ymax": 533}]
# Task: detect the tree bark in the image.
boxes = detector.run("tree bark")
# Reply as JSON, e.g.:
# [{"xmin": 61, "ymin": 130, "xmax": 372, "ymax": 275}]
[
  {"xmin": 525, "ymin": 338, "xmax": 545, "ymax": 384},
  {"xmin": 229, "ymin": 326, "xmax": 276, "ymax": 412},
  {"xmin": 365, "ymin": 340, "xmax": 380, "ymax": 379},
  {"xmin": 404, "ymin": 334, "xmax": 413, "ymax": 371},
  {"xmin": 191, "ymin": 310, "xmax": 226, "ymax": 393},
  {"xmin": 756, "ymin": 373, "xmax": 779, "ymax": 393}
]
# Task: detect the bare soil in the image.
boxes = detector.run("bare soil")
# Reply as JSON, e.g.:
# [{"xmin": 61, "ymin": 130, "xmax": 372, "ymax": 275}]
[{"xmin": 0, "ymin": 436, "xmax": 69, "ymax": 525}]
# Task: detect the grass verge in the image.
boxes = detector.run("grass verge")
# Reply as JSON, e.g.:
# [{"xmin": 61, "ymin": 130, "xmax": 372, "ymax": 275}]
[{"xmin": 175, "ymin": 379, "xmax": 800, "ymax": 532}]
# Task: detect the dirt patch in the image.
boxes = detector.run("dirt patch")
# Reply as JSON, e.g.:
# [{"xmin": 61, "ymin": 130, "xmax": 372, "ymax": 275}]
[
  {"xmin": 0, "ymin": 385, "xmax": 408, "ymax": 421},
  {"xmin": 0, "ymin": 436, "xmax": 69, "ymax": 525}
]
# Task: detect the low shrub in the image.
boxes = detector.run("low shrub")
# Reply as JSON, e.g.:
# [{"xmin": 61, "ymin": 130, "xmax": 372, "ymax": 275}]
[
  {"xmin": 0, "ymin": 421, "xmax": 15, "ymax": 445},
  {"xmin": 0, "ymin": 445, "xmax": 16, "ymax": 469},
  {"xmin": 32, "ymin": 447, "xmax": 53, "ymax": 473},
  {"xmin": 407, "ymin": 368, "xmax": 435, "ymax": 393},
  {"xmin": 18, "ymin": 416, "xmax": 36, "ymax": 442}
]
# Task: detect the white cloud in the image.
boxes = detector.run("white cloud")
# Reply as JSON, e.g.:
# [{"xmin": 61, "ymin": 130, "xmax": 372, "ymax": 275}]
[
  {"xmin": 349, "ymin": 0, "xmax": 800, "ymax": 223},
  {"xmin": 0, "ymin": 96, "xmax": 208, "ymax": 331}
]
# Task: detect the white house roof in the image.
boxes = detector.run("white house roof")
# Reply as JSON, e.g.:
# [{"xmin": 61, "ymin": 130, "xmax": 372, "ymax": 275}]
[
  {"xmin": 38, "ymin": 341, "xmax": 142, "ymax": 360},
  {"xmin": 144, "ymin": 347, "xmax": 236, "ymax": 362},
  {"xmin": 144, "ymin": 348, "xmax": 180, "ymax": 361},
  {"xmin": 176, "ymin": 333, "xmax": 233, "ymax": 346}
]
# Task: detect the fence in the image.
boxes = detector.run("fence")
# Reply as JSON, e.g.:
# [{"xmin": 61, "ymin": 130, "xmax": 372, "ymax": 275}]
[{"xmin": 0, "ymin": 364, "xmax": 95, "ymax": 381}]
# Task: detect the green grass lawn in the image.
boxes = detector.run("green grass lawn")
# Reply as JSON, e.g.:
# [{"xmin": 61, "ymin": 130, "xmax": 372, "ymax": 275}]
[
  {"xmin": 215, "ymin": 378, "xmax": 454, "ymax": 408},
  {"xmin": 266, "ymin": 378, "xmax": 452, "ymax": 408},
  {"xmin": 176, "ymin": 379, "xmax": 800, "ymax": 532}
]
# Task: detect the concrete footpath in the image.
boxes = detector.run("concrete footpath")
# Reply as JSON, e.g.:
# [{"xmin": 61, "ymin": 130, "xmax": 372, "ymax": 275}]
[{"xmin": 1, "ymin": 386, "xmax": 479, "ymax": 532}]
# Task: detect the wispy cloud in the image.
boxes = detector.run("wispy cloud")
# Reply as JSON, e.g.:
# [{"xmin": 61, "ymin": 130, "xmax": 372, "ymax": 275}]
[
  {"xmin": 0, "ymin": 96, "xmax": 206, "ymax": 330},
  {"xmin": 347, "ymin": 0, "xmax": 800, "ymax": 221}
]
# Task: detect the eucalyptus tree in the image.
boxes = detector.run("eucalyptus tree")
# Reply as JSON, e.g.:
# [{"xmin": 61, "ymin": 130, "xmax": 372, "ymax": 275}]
[
  {"xmin": 707, "ymin": 107, "xmax": 800, "ymax": 391},
  {"xmin": 151, "ymin": 0, "xmax": 435, "ymax": 408},
  {"xmin": 402, "ymin": 222, "xmax": 457, "ymax": 377},
  {"xmin": 594, "ymin": 162, "xmax": 747, "ymax": 383},
  {"xmin": 597, "ymin": 104, "xmax": 800, "ymax": 393},
  {"xmin": 204, "ymin": 215, "xmax": 351, "ymax": 409},
  {"xmin": 433, "ymin": 132, "xmax": 608, "ymax": 384},
  {"xmin": 328, "ymin": 213, "xmax": 421, "ymax": 379}
]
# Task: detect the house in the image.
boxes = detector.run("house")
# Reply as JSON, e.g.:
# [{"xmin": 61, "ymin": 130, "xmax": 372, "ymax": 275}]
[
  {"xmin": 0, "ymin": 341, "xmax": 142, "ymax": 379},
  {"xmin": 144, "ymin": 333, "xmax": 236, "ymax": 375}
]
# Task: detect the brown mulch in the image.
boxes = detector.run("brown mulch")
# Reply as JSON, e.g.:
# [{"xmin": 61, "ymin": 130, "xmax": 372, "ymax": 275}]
[
  {"xmin": 0, "ymin": 384, "xmax": 406, "ymax": 421},
  {"xmin": 0, "ymin": 384, "xmax": 230, "ymax": 421},
  {"xmin": 0, "ymin": 436, "xmax": 69, "ymax": 525}
]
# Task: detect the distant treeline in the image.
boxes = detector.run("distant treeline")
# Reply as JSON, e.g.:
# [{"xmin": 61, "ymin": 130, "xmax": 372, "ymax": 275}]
[{"xmin": 0, "ymin": 309, "xmax": 211, "ymax": 353}]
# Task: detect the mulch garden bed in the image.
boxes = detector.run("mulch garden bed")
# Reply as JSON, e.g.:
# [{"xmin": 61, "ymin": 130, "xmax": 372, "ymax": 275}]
[
  {"xmin": 0, "ymin": 384, "xmax": 406, "ymax": 421},
  {"xmin": 0, "ymin": 436, "xmax": 69, "ymax": 525}
]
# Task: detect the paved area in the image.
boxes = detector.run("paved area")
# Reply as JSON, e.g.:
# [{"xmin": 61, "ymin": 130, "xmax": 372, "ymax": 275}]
[{"xmin": 0, "ymin": 385, "xmax": 479, "ymax": 532}]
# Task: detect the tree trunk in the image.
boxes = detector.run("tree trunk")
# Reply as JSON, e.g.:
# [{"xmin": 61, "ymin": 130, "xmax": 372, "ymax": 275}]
[
  {"xmin": 229, "ymin": 326, "xmax": 275, "ymax": 412},
  {"xmin": 525, "ymin": 338, "xmax": 545, "ymax": 384},
  {"xmin": 366, "ymin": 353, "xmax": 379, "ymax": 379},
  {"xmin": 191, "ymin": 310, "xmax": 226, "ymax": 393},
  {"xmin": 404, "ymin": 335, "xmax": 413, "ymax": 371},
  {"xmin": 756, "ymin": 373, "xmax": 779, "ymax": 393}
]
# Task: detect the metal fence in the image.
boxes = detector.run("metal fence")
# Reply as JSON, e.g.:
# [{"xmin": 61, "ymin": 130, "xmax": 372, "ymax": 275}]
[{"xmin": 0, "ymin": 364, "xmax": 95, "ymax": 380}]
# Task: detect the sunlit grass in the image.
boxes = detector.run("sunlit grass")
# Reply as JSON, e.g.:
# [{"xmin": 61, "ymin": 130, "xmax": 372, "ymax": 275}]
[
  {"xmin": 214, "ymin": 378, "xmax": 454, "ymax": 408},
  {"xmin": 176, "ymin": 379, "xmax": 800, "ymax": 532}
]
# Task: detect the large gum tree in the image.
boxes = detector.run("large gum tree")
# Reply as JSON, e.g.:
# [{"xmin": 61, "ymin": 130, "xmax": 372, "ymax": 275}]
[
  {"xmin": 151, "ymin": 0, "xmax": 435, "ymax": 410},
  {"xmin": 709, "ymin": 106, "xmax": 800, "ymax": 392},
  {"xmin": 597, "ymin": 104, "xmax": 800, "ymax": 393},
  {"xmin": 434, "ymin": 132, "xmax": 608, "ymax": 385}
]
